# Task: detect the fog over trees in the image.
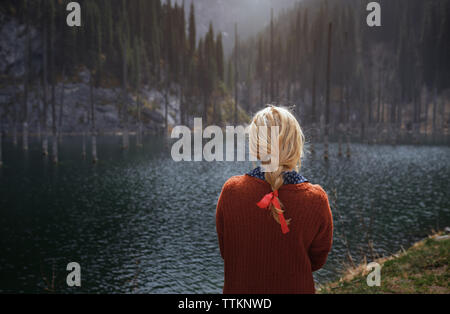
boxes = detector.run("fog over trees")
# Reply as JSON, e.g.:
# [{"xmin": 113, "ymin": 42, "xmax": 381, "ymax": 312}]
[{"xmin": 169, "ymin": 0, "xmax": 299, "ymax": 54}]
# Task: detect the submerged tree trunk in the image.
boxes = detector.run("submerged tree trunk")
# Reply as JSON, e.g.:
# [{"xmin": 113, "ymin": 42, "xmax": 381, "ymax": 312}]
[
  {"xmin": 338, "ymin": 86, "xmax": 344, "ymax": 157},
  {"xmin": 413, "ymin": 89, "xmax": 420, "ymax": 143},
  {"xmin": 439, "ymin": 96, "xmax": 445, "ymax": 141},
  {"xmin": 41, "ymin": 16, "xmax": 49, "ymax": 156},
  {"xmin": 137, "ymin": 82, "xmax": 143, "ymax": 145},
  {"xmin": 0, "ymin": 121, "xmax": 3, "ymax": 168},
  {"xmin": 366, "ymin": 87, "xmax": 372, "ymax": 144},
  {"xmin": 345, "ymin": 85, "xmax": 351, "ymax": 157},
  {"xmin": 376, "ymin": 69, "xmax": 382, "ymax": 125},
  {"xmin": 51, "ymin": 83, "xmax": 58, "ymax": 164},
  {"xmin": 122, "ymin": 41, "xmax": 129, "ymax": 149},
  {"xmin": 81, "ymin": 112, "xmax": 87, "ymax": 159},
  {"xmin": 82, "ymin": 131, "xmax": 86, "ymax": 159},
  {"xmin": 122, "ymin": 117, "xmax": 129, "ymax": 150},
  {"xmin": 360, "ymin": 82, "xmax": 367, "ymax": 143},
  {"xmin": 22, "ymin": 122, "xmax": 29, "ymax": 152},
  {"xmin": 22, "ymin": 80, "xmax": 29, "ymax": 152},
  {"xmin": 345, "ymin": 124, "xmax": 351, "ymax": 157},
  {"xmin": 51, "ymin": 119, "xmax": 57, "ymax": 163},
  {"xmin": 50, "ymin": 66, "xmax": 57, "ymax": 163},
  {"xmin": 432, "ymin": 87, "xmax": 437, "ymax": 139},
  {"xmin": 165, "ymin": 87, "xmax": 169, "ymax": 135},
  {"xmin": 58, "ymin": 69, "xmax": 65, "ymax": 143},
  {"xmin": 36, "ymin": 83, "xmax": 41, "ymax": 141},
  {"xmin": 390, "ymin": 91, "xmax": 397, "ymax": 146},
  {"xmin": 311, "ymin": 55, "xmax": 317, "ymax": 155},
  {"xmin": 324, "ymin": 23, "xmax": 332, "ymax": 160},
  {"xmin": 92, "ymin": 135, "xmax": 97, "ymax": 163},
  {"xmin": 36, "ymin": 103, "xmax": 41, "ymax": 141},
  {"xmin": 42, "ymin": 111, "xmax": 48, "ymax": 156},
  {"xmin": 397, "ymin": 100, "xmax": 403, "ymax": 141},
  {"xmin": 22, "ymin": 107, "xmax": 29, "ymax": 152},
  {"xmin": 423, "ymin": 87, "xmax": 429, "ymax": 141},
  {"xmin": 90, "ymin": 77, "xmax": 98, "ymax": 163},
  {"xmin": 136, "ymin": 44, "xmax": 142, "ymax": 148},
  {"xmin": 136, "ymin": 91, "xmax": 142, "ymax": 148},
  {"xmin": 12, "ymin": 116, "xmax": 17, "ymax": 147}
]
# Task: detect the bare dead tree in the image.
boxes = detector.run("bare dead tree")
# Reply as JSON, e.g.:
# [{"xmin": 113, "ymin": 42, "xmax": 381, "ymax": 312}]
[{"xmin": 323, "ymin": 22, "xmax": 332, "ymax": 160}]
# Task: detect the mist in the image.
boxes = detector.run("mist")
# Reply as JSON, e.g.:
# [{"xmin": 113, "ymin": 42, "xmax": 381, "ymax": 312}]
[{"xmin": 170, "ymin": 0, "xmax": 301, "ymax": 55}]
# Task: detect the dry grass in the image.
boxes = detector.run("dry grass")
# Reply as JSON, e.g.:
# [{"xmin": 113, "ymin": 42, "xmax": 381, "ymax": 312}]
[{"xmin": 318, "ymin": 233, "xmax": 450, "ymax": 294}]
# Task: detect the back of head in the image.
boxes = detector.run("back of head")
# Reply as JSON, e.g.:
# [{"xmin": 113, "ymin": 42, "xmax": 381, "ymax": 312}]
[{"xmin": 248, "ymin": 105, "xmax": 305, "ymax": 226}]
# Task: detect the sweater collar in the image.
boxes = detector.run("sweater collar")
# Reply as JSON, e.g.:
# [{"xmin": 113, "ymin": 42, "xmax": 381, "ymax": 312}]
[{"xmin": 247, "ymin": 166, "xmax": 308, "ymax": 185}]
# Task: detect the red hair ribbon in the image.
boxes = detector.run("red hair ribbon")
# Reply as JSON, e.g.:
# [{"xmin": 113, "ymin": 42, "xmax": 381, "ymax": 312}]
[{"xmin": 256, "ymin": 190, "xmax": 290, "ymax": 234}]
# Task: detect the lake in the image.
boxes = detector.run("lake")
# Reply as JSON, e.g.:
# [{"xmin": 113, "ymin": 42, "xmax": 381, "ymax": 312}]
[{"xmin": 0, "ymin": 135, "xmax": 449, "ymax": 293}]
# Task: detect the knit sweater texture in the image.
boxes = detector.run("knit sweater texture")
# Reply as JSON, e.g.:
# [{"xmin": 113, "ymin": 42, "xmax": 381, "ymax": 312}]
[{"xmin": 215, "ymin": 173, "xmax": 333, "ymax": 294}]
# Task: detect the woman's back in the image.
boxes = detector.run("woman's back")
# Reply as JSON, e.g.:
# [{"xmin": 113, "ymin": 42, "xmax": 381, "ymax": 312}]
[
  {"xmin": 216, "ymin": 172, "xmax": 333, "ymax": 294},
  {"xmin": 216, "ymin": 106, "xmax": 333, "ymax": 294}
]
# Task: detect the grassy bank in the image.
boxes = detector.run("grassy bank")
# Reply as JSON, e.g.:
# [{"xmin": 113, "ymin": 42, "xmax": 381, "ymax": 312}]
[{"xmin": 318, "ymin": 233, "xmax": 450, "ymax": 294}]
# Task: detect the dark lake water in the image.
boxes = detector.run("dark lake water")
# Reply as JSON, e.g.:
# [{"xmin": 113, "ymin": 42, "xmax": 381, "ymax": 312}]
[{"xmin": 0, "ymin": 135, "xmax": 449, "ymax": 293}]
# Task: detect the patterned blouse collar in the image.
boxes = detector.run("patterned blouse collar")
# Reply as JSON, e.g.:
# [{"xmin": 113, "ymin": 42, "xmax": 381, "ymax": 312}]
[{"xmin": 247, "ymin": 166, "xmax": 308, "ymax": 185}]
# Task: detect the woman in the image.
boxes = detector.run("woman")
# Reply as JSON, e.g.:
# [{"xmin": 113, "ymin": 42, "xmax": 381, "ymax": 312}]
[{"xmin": 216, "ymin": 106, "xmax": 333, "ymax": 294}]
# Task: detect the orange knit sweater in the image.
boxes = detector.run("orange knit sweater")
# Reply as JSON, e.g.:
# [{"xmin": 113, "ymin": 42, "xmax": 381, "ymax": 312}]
[{"xmin": 215, "ymin": 174, "xmax": 333, "ymax": 294}]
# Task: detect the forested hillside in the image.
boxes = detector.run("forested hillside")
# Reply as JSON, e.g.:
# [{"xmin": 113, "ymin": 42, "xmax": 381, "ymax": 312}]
[
  {"xmin": 232, "ymin": 0, "xmax": 450, "ymax": 145},
  {"xmin": 0, "ymin": 0, "xmax": 230, "ymax": 154}
]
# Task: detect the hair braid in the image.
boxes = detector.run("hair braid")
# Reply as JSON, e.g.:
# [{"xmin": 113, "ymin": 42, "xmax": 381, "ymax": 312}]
[{"xmin": 248, "ymin": 105, "xmax": 304, "ymax": 227}]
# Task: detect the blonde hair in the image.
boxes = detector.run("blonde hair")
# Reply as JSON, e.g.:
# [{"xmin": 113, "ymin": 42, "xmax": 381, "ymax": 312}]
[{"xmin": 248, "ymin": 105, "xmax": 305, "ymax": 226}]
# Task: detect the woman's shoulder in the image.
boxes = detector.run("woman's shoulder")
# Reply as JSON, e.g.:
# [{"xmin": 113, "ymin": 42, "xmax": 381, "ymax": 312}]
[
  {"xmin": 288, "ymin": 182, "xmax": 328, "ymax": 199},
  {"xmin": 221, "ymin": 175, "xmax": 257, "ymax": 191},
  {"xmin": 219, "ymin": 174, "xmax": 269, "ymax": 198},
  {"xmin": 282, "ymin": 182, "xmax": 331, "ymax": 217}
]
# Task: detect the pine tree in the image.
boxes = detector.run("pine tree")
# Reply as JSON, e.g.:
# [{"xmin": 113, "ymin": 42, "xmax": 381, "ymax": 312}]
[
  {"xmin": 226, "ymin": 58, "xmax": 234, "ymax": 93},
  {"xmin": 256, "ymin": 37, "xmax": 265, "ymax": 105},
  {"xmin": 216, "ymin": 33, "xmax": 224, "ymax": 82},
  {"xmin": 188, "ymin": 1, "xmax": 196, "ymax": 56}
]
